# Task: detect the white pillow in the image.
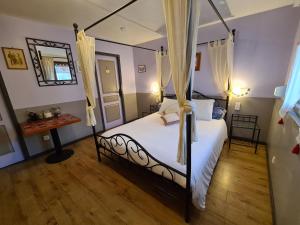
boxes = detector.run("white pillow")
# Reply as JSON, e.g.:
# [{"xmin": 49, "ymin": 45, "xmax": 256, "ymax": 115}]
[
  {"xmin": 193, "ymin": 99, "xmax": 215, "ymax": 121},
  {"xmin": 158, "ymin": 98, "xmax": 179, "ymax": 115},
  {"xmin": 160, "ymin": 113, "xmax": 179, "ymax": 125}
]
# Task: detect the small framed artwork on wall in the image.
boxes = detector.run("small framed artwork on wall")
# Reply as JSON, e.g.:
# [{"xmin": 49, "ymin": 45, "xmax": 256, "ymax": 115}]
[
  {"xmin": 1, "ymin": 47, "xmax": 28, "ymax": 70},
  {"xmin": 138, "ymin": 65, "xmax": 146, "ymax": 73},
  {"xmin": 195, "ymin": 52, "xmax": 201, "ymax": 71}
]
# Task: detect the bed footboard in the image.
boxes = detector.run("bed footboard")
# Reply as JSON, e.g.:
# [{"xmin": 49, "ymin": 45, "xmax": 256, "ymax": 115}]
[{"xmin": 97, "ymin": 133, "xmax": 186, "ymax": 182}]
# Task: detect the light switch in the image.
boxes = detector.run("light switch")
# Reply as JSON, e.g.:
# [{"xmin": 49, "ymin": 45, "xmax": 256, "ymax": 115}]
[
  {"xmin": 235, "ymin": 102, "xmax": 241, "ymax": 111},
  {"xmin": 43, "ymin": 135, "xmax": 50, "ymax": 141}
]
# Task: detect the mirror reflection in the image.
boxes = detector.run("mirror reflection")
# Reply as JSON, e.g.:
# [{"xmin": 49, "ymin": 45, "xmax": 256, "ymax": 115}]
[{"xmin": 36, "ymin": 46, "xmax": 72, "ymax": 81}]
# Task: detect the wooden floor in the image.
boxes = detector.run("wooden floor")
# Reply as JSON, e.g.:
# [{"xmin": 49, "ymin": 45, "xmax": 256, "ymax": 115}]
[{"xmin": 0, "ymin": 138, "xmax": 273, "ymax": 225}]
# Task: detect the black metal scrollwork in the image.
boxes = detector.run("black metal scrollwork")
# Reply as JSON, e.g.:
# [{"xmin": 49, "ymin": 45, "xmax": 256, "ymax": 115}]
[
  {"xmin": 98, "ymin": 133, "xmax": 186, "ymax": 182},
  {"xmin": 25, "ymin": 37, "xmax": 78, "ymax": 87}
]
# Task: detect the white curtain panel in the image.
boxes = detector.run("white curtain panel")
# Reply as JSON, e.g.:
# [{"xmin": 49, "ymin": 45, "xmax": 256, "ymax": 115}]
[
  {"xmin": 41, "ymin": 57, "xmax": 55, "ymax": 80},
  {"xmin": 279, "ymin": 45, "xmax": 300, "ymax": 117},
  {"xmin": 76, "ymin": 31, "xmax": 97, "ymax": 126},
  {"xmin": 163, "ymin": 0, "xmax": 200, "ymax": 165},
  {"xmin": 208, "ymin": 34, "xmax": 234, "ymax": 96},
  {"xmin": 156, "ymin": 51, "xmax": 172, "ymax": 96}
]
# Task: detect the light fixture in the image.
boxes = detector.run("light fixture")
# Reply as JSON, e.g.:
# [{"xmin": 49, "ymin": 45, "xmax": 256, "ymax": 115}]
[
  {"xmin": 151, "ymin": 82, "xmax": 160, "ymax": 103},
  {"xmin": 231, "ymin": 86, "xmax": 250, "ymax": 97},
  {"xmin": 151, "ymin": 82, "xmax": 160, "ymax": 95},
  {"xmin": 105, "ymin": 66, "xmax": 110, "ymax": 74}
]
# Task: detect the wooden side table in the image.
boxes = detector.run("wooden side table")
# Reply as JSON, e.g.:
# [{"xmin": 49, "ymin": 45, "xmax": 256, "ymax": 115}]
[{"xmin": 21, "ymin": 114, "xmax": 81, "ymax": 163}]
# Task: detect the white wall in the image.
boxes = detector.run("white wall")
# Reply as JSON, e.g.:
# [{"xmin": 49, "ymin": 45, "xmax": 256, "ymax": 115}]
[
  {"xmin": 0, "ymin": 15, "xmax": 137, "ymax": 110},
  {"xmin": 134, "ymin": 6, "xmax": 300, "ymax": 98}
]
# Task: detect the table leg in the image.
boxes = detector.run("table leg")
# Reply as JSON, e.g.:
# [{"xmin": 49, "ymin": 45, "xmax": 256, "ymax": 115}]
[
  {"xmin": 45, "ymin": 128, "xmax": 74, "ymax": 164},
  {"xmin": 255, "ymin": 129, "xmax": 261, "ymax": 154}
]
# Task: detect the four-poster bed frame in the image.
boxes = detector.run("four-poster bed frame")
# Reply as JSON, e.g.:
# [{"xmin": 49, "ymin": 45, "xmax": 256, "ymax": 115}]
[{"xmin": 73, "ymin": 0, "xmax": 234, "ymax": 222}]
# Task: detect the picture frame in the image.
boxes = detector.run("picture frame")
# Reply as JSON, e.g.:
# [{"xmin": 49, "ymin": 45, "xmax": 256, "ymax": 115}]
[
  {"xmin": 138, "ymin": 65, "xmax": 146, "ymax": 73},
  {"xmin": 1, "ymin": 47, "xmax": 28, "ymax": 70},
  {"xmin": 195, "ymin": 52, "xmax": 201, "ymax": 71}
]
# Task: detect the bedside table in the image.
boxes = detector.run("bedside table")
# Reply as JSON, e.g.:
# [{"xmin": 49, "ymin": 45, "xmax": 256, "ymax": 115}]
[
  {"xmin": 150, "ymin": 103, "xmax": 160, "ymax": 113},
  {"xmin": 229, "ymin": 114, "xmax": 261, "ymax": 153}
]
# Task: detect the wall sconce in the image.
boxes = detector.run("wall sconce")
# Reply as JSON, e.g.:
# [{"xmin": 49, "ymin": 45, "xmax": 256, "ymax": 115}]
[
  {"xmin": 151, "ymin": 82, "xmax": 160, "ymax": 102},
  {"xmin": 231, "ymin": 86, "xmax": 250, "ymax": 97}
]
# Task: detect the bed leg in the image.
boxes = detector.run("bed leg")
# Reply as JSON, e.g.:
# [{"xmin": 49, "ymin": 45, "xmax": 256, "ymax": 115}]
[
  {"xmin": 185, "ymin": 191, "xmax": 191, "ymax": 223},
  {"xmin": 92, "ymin": 126, "xmax": 101, "ymax": 162}
]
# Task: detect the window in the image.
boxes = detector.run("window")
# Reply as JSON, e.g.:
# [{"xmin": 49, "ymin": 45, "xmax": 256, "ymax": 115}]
[
  {"xmin": 54, "ymin": 62, "xmax": 72, "ymax": 80},
  {"xmin": 280, "ymin": 44, "xmax": 300, "ymax": 125}
]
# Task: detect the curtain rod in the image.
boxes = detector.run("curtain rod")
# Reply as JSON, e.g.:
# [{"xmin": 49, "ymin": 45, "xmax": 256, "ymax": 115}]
[
  {"xmin": 84, "ymin": 0, "xmax": 138, "ymax": 32},
  {"xmin": 95, "ymin": 38, "xmax": 156, "ymax": 52},
  {"xmin": 207, "ymin": 0, "xmax": 231, "ymax": 33}
]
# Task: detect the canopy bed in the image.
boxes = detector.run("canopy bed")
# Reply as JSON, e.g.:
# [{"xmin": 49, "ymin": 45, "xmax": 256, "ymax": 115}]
[{"xmin": 73, "ymin": 0, "xmax": 235, "ymax": 222}]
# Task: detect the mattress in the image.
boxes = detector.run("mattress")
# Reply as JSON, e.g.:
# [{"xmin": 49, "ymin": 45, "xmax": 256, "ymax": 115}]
[{"xmin": 99, "ymin": 113, "xmax": 227, "ymax": 209}]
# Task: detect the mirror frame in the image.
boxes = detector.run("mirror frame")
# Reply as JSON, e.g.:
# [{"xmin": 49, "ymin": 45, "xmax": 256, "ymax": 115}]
[{"xmin": 26, "ymin": 37, "xmax": 78, "ymax": 86}]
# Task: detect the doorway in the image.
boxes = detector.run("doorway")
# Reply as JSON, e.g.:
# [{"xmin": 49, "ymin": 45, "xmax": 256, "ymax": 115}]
[
  {"xmin": 0, "ymin": 72, "xmax": 26, "ymax": 168},
  {"xmin": 95, "ymin": 52, "xmax": 125, "ymax": 130}
]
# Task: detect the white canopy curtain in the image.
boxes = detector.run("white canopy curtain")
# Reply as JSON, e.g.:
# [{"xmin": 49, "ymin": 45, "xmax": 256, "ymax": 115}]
[
  {"xmin": 207, "ymin": 34, "xmax": 234, "ymax": 96},
  {"xmin": 163, "ymin": 0, "xmax": 200, "ymax": 165},
  {"xmin": 41, "ymin": 57, "xmax": 55, "ymax": 80},
  {"xmin": 156, "ymin": 51, "xmax": 172, "ymax": 97},
  {"xmin": 76, "ymin": 30, "xmax": 97, "ymax": 126}
]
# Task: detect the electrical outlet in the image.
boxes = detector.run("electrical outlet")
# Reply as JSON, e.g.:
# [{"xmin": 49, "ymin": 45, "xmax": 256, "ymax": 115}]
[
  {"xmin": 235, "ymin": 102, "xmax": 241, "ymax": 111},
  {"xmin": 42, "ymin": 135, "xmax": 50, "ymax": 141},
  {"xmin": 272, "ymin": 156, "xmax": 276, "ymax": 164}
]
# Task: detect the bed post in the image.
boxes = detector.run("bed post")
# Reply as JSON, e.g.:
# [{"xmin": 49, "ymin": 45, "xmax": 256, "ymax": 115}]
[
  {"xmin": 185, "ymin": 82, "xmax": 192, "ymax": 222},
  {"xmin": 160, "ymin": 46, "xmax": 164, "ymax": 102},
  {"xmin": 73, "ymin": 23, "xmax": 101, "ymax": 162}
]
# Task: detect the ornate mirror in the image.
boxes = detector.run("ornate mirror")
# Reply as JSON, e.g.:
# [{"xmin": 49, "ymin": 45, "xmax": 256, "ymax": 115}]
[{"xmin": 26, "ymin": 38, "xmax": 77, "ymax": 86}]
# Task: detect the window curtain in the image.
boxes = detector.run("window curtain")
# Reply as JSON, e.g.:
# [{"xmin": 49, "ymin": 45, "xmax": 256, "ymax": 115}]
[
  {"xmin": 41, "ymin": 57, "xmax": 55, "ymax": 80},
  {"xmin": 156, "ymin": 51, "xmax": 171, "ymax": 97},
  {"xmin": 279, "ymin": 44, "xmax": 300, "ymax": 117},
  {"xmin": 163, "ymin": 0, "xmax": 200, "ymax": 165},
  {"xmin": 76, "ymin": 31, "xmax": 97, "ymax": 126},
  {"xmin": 207, "ymin": 34, "xmax": 234, "ymax": 96}
]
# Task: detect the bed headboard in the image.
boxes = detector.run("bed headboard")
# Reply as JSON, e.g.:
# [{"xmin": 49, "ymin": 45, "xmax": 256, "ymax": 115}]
[{"xmin": 164, "ymin": 90, "xmax": 229, "ymax": 120}]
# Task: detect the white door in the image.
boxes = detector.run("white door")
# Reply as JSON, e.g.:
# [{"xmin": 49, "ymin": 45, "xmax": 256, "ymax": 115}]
[
  {"xmin": 95, "ymin": 54, "xmax": 124, "ymax": 130},
  {"xmin": 0, "ymin": 83, "xmax": 24, "ymax": 168}
]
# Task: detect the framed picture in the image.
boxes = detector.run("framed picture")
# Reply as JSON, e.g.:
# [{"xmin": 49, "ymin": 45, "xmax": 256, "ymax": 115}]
[
  {"xmin": 195, "ymin": 52, "xmax": 201, "ymax": 71},
  {"xmin": 1, "ymin": 47, "xmax": 28, "ymax": 70},
  {"xmin": 138, "ymin": 65, "xmax": 146, "ymax": 73}
]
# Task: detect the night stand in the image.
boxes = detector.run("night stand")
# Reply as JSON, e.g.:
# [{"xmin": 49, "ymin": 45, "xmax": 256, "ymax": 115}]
[
  {"xmin": 141, "ymin": 103, "xmax": 160, "ymax": 118},
  {"xmin": 150, "ymin": 103, "xmax": 160, "ymax": 113},
  {"xmin": 229, "ymin": 114, "xmax": 261, "ymax": 153}
]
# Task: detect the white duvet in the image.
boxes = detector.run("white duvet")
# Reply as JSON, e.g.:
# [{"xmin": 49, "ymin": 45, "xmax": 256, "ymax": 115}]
[{"xmin": 100, "ymin": 113, "xmax": 227, "ymax": 209}]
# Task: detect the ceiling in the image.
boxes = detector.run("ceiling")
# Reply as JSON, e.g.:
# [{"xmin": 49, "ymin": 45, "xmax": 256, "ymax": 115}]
[{"xmin": 0, "ymin": 0, "xmax": 298, "ymax": 45}]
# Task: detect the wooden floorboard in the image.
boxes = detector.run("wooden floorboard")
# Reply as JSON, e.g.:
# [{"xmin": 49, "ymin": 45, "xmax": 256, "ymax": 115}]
[{"xmin": 0, "ymin": 138, "xmax": 273, "ymax": 225}]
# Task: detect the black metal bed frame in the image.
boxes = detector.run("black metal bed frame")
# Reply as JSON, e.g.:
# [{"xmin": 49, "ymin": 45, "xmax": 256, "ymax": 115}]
[{"xmin": 72, "ymin": 0, "xmax": 233, "ymax": 222}]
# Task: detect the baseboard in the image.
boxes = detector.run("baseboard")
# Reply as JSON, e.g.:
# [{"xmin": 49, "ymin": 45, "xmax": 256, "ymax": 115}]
[{"xmin": 266, "ymin": 145, "xmax": 277, "ymax": 225}]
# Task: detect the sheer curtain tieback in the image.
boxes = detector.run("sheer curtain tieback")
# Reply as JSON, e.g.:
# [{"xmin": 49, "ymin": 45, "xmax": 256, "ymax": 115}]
[{"xmin": 180, "ymin": 100, "xmax": 199, "ymax": 142}]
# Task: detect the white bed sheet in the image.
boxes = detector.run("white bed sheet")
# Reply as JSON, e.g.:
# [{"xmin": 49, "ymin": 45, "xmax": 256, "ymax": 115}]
[{"xmin": 100, "ymin": 113, "xmax": 227, "ymax": 209}]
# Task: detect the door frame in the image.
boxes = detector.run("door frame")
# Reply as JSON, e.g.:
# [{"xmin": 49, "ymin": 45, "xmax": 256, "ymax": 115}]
[
  {"xmin": 0, "ymin": 72, "xmax": 29, "ymax": 160},
  {"xmin": 95, "ymin": 52, "xmax": 126, "ymax": 130}
]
